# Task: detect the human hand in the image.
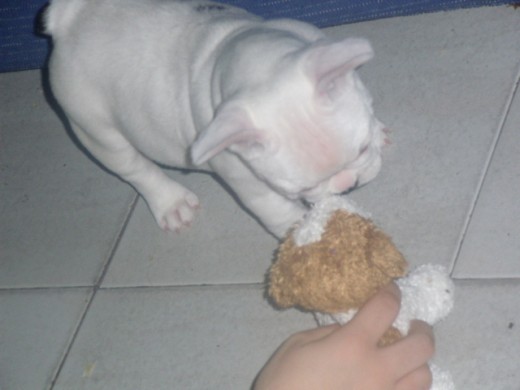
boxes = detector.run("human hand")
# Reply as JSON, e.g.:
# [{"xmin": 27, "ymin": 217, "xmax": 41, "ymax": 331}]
[{"xmin": 254, "ymin": 283, "xmax": 434, "ymax": 390}]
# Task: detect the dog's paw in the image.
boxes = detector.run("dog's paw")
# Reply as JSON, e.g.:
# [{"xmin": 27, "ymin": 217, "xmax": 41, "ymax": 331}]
[
  {"xmin": 145, "ymin": 186, "xmax": 200, "ymax": 232},
  {"xmin": 157, "ymin": 191, "xmax": 200, "ymax": 232}
]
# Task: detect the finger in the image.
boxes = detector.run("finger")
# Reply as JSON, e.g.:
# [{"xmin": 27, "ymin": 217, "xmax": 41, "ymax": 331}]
[
  {"xmin": 346, "ymin": 283, "xmax": 401, "ymax": 343},
  {"xmin": 285, "ymin": 324, "xmax": 340, "ymax": 347},
  {"xmin": 395, "ymin": 364, "xmax": 433, "ymax": 390},
  {"xmin": 385, "ymin": 320, "xmax": 435, "ymax": 377}
]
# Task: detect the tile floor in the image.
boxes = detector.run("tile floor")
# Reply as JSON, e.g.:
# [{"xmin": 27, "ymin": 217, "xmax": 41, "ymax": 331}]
[{"xmin": 1, "ymin": 5, "xmax": 520, "ymax": 390}]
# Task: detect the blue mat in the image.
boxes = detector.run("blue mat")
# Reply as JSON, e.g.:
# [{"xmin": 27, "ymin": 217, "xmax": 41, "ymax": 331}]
[{"xmin": 0, "ymin": 0, "xmax": 513, "ymax": 73}]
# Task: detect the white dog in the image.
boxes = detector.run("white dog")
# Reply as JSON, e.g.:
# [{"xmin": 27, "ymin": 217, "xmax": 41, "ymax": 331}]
[{"xmin": 45, "ymin": 0, "xmax": 385, "ymax": 237}]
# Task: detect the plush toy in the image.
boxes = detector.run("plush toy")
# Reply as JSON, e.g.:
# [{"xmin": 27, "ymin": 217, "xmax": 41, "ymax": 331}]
[{"xmin": 268, "ymin": 196, "xmax": 455, "ymax": 390}]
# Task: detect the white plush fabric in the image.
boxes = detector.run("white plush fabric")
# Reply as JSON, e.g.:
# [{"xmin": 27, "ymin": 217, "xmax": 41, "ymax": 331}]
[
  {"xmin": 394, "ymin": 264, "xmax": 455, "ymax": 333},
  {"xmin": 293, "ymin": 196, "xmax": 370, "ymax": 246},
  {"xmin": 302, "ymin": 197, "xmax": 456, "ymax": 390},
  {"xmin": 314, "ymin": 265, "xmax": 456, "ymax": 390}
]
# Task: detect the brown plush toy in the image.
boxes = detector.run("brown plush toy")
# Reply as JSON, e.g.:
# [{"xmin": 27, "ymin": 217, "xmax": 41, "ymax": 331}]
[
  {"xmin": 267, "ymin": 196, "xmax": 456, "ymax": 390},
  {"xmin": 269, "ymin": 196, "xmax": 408, "ymax": 345}
]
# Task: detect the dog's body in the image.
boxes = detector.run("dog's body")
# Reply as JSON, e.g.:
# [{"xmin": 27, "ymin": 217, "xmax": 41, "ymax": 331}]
[{"xmin": 45, "ymin": 0, "xmax": 385, "ymax": 237}]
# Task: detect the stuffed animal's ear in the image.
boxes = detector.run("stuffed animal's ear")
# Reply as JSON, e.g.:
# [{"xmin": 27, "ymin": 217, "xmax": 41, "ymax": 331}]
[
  {"xmin": 303, "ymin": 38, "xmax": 373, "ymax": 98},
  {"xmin": 190, "ymin": 105, "xmax": 265, "ymax": 165}
]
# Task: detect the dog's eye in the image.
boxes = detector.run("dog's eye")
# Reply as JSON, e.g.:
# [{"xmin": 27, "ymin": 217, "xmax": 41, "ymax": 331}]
[{"xmin": 359, "ymin": 144, "xmax": 369, "ymax": 155}]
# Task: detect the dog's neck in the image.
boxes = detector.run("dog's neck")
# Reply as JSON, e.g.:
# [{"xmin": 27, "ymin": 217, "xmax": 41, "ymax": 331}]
[{"xmin": 209, "ymin": 20, "xmax": 327, "ymax": 107}]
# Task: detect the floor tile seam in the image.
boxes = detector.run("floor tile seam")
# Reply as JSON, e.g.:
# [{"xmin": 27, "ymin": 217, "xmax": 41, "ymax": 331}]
[
  {"xmin": 3, "ymin": 277, "xmax": 520, "ymax": 291},
  {"xmin": 452, "ymin": 276, "xmax": 520, "ymax": 283},
  {"xmin": 46, "ymin": 287, "xmax": 94, "ymax": 390},
  {"xmin": 449, "ymin": 61, "xmax": 520, "ymax": 275},
  {"xmin": 96, "ymin": 282, "xmax": 265, "ymax": 292},
  {"xmin": 0, "ymin": 285, "xmax": 93, "ymax": 293},
  {"xmin": 47, "ymin": 194, "xmax": 139, "ymax": 390},
  {"xmin": 0, "ymin": 282, "xmax": 265, "ymax": 293},
  {"xmin": 93, "ymin": 193, "xmax": 140, "ymax": 289}
]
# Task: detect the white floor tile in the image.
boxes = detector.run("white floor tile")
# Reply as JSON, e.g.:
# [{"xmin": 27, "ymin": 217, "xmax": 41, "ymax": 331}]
[
  {"xmin": 0, "ymin": 71, "xmax": 136, "ymax": 288},
  {"xmin": 436, "ymin": 280, "xmax": 520, "ymax": 389},
  {"xmin": 0, "ymin": 288, "xmax": 91, "ymax": 390},
  {"xmin": 324, "ymin": 7, "xmax": 520, "ymax": 269},
  {"xmin": 102, "ymin": 170, "xmax": 278, "ymax": 287},
  {"xmin": 52, "ymin": 286, "xmax": 314, "ymax": 390},
  {"xmin": 453, "ymin": 82, "xmax": 520, "ymax": 278}
]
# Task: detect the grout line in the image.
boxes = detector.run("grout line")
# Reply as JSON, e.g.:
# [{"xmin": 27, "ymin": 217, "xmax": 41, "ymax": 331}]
[
  {"xmin": 93, "ymin": 193, "xmax": 140, "ymax": 289},
  {"xmin": 45, "ymin": 290, "xmax": 93, "ymax": 390},
  {"xmin": 0, "ymin": 281, "xmax": 265, "ymax": 293},
  {"xmin": 449, "ymin": 63, "xmax": 520, "ymax": 276},
  {"xmin": 47, "ymin": 194, "xmax": 139, "ymax": 390},
  {"xmin": 0, "ymin": 285, "xmax": 93, "ymax": 293},
  {"xmin": 452, "ymin": 276, "xmax": 520, "ymax": 283},
  {"xmin": 97, "ymin": 282, "xmax": 265, "ymax": 291}
]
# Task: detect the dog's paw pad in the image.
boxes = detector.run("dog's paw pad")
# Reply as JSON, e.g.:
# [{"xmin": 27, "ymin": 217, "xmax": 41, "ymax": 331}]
[{"xmin": 159, "ymin": 192, "xmax": 200, "ymax": 232}]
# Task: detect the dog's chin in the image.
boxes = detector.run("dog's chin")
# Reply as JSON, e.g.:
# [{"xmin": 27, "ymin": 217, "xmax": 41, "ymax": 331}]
[
  {"xmin": 302, "ymin": 164, "xmax": 381, "ymax": 205},
  {"xmin": 301, "ymin": 185, "xmax": 341, "ymax": 205},
  {"xmin": 301, "ymin": 189, "xmax": 353, "ymax": 208}
]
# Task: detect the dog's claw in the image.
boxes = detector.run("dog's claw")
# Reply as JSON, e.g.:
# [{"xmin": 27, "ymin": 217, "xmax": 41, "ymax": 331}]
[{"xmin": 158, "ymin": 192, "xmax": 200, "ymax": 233}]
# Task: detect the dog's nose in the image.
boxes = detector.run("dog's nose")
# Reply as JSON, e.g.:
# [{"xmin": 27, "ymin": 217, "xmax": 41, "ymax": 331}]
[
  {"xmin": 329, "ymin": 169, "xmax": 357, "ymax": 194},
  {"xmin": 339, "ymin": 179, "xmax": 359, "ymax": 195}
]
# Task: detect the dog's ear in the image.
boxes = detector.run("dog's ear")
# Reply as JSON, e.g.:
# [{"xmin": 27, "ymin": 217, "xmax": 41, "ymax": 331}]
[
  {"xmin": 303, "ymin": 38, "xmax": 373, "ymax": 99},
  {"xmin": 190, "ymin": 105, "xmax": 267, "ymax": 165}
]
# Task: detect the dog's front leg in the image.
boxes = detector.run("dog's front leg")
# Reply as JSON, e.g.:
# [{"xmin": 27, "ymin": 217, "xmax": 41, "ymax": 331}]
[
  {"xmin": 70, "ymin": 122, "xmax": 200, "ymax": 232},
  {"xmin": 211, "ymin": 156, "xmax": 307, "ymax": 238}
]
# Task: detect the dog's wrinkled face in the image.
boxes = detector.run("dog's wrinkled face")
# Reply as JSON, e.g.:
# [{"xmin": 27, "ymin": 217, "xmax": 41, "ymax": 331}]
[
  {"xmin": 258, "ymin": 70, "xmax": 384, "ymax": 203},
  {"xmin": 191, "ymin": 38, "xmax": 384, "ymax": 203}
]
